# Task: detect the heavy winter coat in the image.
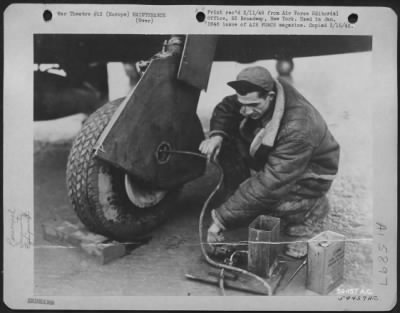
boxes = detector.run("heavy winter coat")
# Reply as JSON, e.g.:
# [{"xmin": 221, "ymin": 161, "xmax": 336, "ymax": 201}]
[{"xmin": 209, "ymin": 78, "xmax": 340, "ymax": 230}]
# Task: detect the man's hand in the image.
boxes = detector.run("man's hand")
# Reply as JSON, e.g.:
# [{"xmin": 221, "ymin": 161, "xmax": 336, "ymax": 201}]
[
  {"xmin": 207, "ymin": 222, "xmax": 225, "ymax": 253},
  {"xmin": 199, "ymin": 135, "xmax": 223, "ymax": 160}
]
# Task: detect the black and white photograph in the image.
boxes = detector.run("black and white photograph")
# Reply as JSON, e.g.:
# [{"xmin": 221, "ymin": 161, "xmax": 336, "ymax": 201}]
[{"xmin": 3, "ymin": 4, "xmax": 397, "ymax": 310}]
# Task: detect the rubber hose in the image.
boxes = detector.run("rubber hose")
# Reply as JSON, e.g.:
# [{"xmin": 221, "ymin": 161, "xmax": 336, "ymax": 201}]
[{"xmin": 168, "ymin": 150, "xmax": 273, "ymax": 296}]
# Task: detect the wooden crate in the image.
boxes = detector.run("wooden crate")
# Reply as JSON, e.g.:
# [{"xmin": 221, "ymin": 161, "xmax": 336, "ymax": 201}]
[{"xmin": 42, "ymin": 219, "xmax": 131, "ymax": 264}]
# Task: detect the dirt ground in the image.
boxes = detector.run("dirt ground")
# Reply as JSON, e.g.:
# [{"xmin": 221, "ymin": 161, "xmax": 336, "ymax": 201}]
[{"xmin": 34, "ymin": 53, "xmax": 373, "ymax": 297}]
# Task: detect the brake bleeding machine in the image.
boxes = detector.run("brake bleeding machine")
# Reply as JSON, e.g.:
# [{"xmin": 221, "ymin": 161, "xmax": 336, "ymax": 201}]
[{"xmin": 163, "ymin": 149, "xmax": 346, "ymax": 296}]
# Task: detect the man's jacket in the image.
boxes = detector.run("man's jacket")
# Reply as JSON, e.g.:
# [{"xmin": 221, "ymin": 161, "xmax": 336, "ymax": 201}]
[{"xmin": 209, "ymin": 78, "xmax": 340, "ymax": 230}]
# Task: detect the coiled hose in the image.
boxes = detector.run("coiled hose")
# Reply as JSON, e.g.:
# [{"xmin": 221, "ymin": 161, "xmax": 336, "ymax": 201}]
[{"xmin": 168, "ymin": 150, "xmax": 273, "ymax": 296}]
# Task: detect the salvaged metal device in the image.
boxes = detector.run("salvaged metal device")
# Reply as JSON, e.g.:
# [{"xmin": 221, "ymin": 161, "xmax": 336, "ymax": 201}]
[
  {"xmin": 187, "ymin": 206, "xmax": 346, "ymax": 295},
  {"xmin": 186, "ymin": 215, "xmax": 288, "ymax": 295}
]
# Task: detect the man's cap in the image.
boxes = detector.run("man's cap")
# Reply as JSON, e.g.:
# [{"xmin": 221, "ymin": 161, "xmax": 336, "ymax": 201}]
[{"xmin": 227, "ymin": 66, "xmax": 274, "ymax": 94}]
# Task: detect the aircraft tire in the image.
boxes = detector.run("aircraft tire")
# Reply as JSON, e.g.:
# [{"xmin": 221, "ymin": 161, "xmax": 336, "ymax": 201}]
[{"xmin": 66, "ymin": 98, "xmax": 180, "ymax": 241}]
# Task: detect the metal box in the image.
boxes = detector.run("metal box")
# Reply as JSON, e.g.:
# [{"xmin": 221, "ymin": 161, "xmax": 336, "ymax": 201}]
[
  {"xmin": 306, "ymin": 230, "xmax": 345, "ymax": 295},
  {"xmin": 248, "ymin": 215, "xmax": 280, "ymax": 278}
]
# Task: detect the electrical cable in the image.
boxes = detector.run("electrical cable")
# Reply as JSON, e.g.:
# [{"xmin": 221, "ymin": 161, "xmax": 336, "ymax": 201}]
[{"xmin": 167, "ymin": 150, "xmax": 273, "ymax": 296}]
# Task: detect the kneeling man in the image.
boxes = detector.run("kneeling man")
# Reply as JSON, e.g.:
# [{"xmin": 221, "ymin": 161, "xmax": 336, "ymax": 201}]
[{"xmin": 199, "ymin": 66, "xmax": 340, "ymax": 258}]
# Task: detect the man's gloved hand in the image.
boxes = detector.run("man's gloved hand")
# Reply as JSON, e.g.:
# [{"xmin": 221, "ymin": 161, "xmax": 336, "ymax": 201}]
[
  {"xmin": 207, "ymin": 222, "xmax": 225, "ymax": 253},
  {"xmin": 199, "ymin": 135, "xmax": 223, "ymax": 160}
]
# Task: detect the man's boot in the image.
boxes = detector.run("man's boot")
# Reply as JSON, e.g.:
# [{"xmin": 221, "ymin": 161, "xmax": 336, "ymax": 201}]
[{"xmin": 283, "ymin": 195, "xmax": 330, "ymax": 258}]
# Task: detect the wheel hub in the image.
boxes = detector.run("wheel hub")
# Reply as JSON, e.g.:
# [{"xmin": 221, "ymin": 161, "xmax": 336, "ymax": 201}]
[{"xmin": 124, "ymin": 174, "xmax": 167, "ymax": 208}]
